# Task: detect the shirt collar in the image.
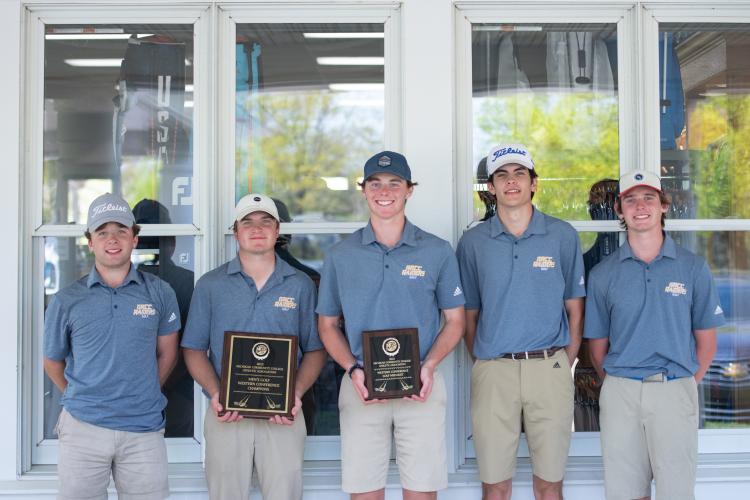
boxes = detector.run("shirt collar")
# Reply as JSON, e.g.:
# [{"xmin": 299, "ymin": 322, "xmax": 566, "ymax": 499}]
[
  {"xmin": 619, "ymin": 233, "xmax": 676, "ymax": 262},
  {"xmin": 489, "ymin": 207, "xmax": 547, "ymax": 239},
  {"xmin": 361, "ymin": 219, "xmax": 418, "ymax": 248},
  {"xmin": 86, "ymin": 264, "xmax": 141, "ymax": 288},
  {"xmin": 226, "ymin": 254, "xmax": 297, "ymax": 285}
]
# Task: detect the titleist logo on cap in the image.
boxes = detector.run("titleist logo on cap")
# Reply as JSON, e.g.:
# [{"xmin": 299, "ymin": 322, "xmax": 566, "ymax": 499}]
[
  {"xmin": 92, "ymin": 203, "xmax": 130, "ymax": 216},
  {"xmin": 492, "ymin": 146, "xmax": 528, "ymax": 160}
]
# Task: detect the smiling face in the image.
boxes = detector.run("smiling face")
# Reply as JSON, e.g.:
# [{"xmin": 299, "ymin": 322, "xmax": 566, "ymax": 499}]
[
  {"xmin": 234, "ymin": 211, "xmax": 280, "ymax": 256},
  {"xmin": 617, "ymin": 186, "xmax": 668, "ymax": 234},
  {"xmin": 362, "ymin": 173, "xmax": 413, "ymax": 221},
  {"xmin": 88, "ymin": 222, "xmax": 137, "ymax": 273},
  {"xmin": 487, "ymin": 163, "xmax": 537, "ymax": 209}
]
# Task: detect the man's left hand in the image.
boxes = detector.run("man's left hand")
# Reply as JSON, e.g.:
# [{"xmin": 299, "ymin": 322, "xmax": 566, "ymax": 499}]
[{"xmin": 269, "ymin": 393, "xmax": 302, "ymax": 426}]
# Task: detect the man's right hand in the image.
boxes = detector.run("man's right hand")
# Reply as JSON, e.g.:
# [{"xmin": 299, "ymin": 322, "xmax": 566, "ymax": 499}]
[
  {"xmin": 210, "ymin": 392, "xmax": 243, "ymax": 422},
  {"xmin": 350, "ymin": 368, "xmax": 386, "ymax": 405}
]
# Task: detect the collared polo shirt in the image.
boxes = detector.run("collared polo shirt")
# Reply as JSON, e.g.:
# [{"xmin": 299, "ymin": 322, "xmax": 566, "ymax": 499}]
[
  {"xmin": 456, "ymin": 208, "xmax": 585, "ymax": 359},
  {"xmin": 44, "ymin": 266, "xmax": 181, "ymax": 432},
  {"xmin": 584, "ymin": 235, "xmax": 726, "ymax": 379},
  {"xmin": 316, "ymin": 220, "xmax": 465, "ymax": 363},
  {"xmin": 181, "ymin": 255, "xmax": 322, "ymax": 386}
]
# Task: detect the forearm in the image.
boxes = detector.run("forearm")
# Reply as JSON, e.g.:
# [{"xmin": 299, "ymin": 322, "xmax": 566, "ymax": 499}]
[
  {"xmin": 295, "ymin": 349, "xmax": 327, "ymax": 396},
  {"xmin": 44, "ymin": 358, "xmax": 68, "ymax": 392},
  {"xmin": 156, "ymin": 333, "xmax": 179, "ymax": 387},
  {"xmin": 564, "ymin": 298, "xmax": 584, "ymax": 364},
  {"xmin": 183, "ymin": 348, "xmax": 221, "ymax": 397},
  {"xmin": 319, "ymin": 316, "xmax": 357, "ymax": 372},
  {"xmin": 423, "ymin": 307, "xmax": 465, "ymax": 370},
  {"xmin": 588, "ymin": 338, "xmax": 609, "ymax": 381},
  {"xmin": 464, "ymin": 309, "xmax": 479, "ymax": 360},
  {"xmin": 694, "ymin": 328, "xmax": 717, "ymax": 383}
]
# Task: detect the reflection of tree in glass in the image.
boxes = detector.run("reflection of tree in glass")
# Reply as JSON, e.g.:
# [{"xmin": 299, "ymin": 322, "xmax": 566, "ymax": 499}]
[
  {"xmin": 236, "ymin": 92, "xmax": 382, "ymax": 221},
  {"xmin": 475, "ymin": 92, "xmax": 619, "ymax": 220}
]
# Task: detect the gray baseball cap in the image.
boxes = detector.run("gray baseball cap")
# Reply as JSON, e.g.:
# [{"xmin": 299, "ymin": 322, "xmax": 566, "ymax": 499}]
[{"xmin": 86, "ymin": 193, "xmax": 135, "ymax": 233}]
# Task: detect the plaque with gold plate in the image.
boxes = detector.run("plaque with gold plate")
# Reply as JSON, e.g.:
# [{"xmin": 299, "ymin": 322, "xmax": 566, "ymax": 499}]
[
  {"xmin": 219, "ymin": 331, "xmax": 297, "ymax": 419},
  {"xmin": 362, "ymin": 328, "xmax": 421, "ymax": 400}
]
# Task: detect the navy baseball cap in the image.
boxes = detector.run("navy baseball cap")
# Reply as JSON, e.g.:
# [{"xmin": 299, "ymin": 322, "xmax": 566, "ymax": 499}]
[{"xmin": 363, "ymin": 151, "xmax": 412, "ymax": 182}]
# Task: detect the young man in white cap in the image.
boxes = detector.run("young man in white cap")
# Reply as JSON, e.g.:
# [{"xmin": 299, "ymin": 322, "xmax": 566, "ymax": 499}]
[
  {"xmin": 456, "ymin": 144, "xmax": 585, "ymax": 500},
  {"xmin": 585, "ymin": 171, "xmax": 724, "ymax": 500},
  {"xmin": 182, "ymin": 193, "xmax": 326, "ymax": 500},
  {"xmin": 44, "ymin": 193, "xmax": 181, "ymax": 500},
  {"xmin": 317, "ymin": 151, "xmax": 465, "ymax": 499}
]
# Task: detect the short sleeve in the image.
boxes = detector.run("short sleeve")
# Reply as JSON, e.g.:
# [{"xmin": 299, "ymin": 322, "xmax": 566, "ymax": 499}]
[
  {"xmin": 44, "ymin": 295, "xmax": 71, "ymax": 361},
  {"xmin": 315, "ymin": 252, "xmax": 342, "ymax": 317},
  {"xmin": 180, "ymin": 277, "xmax": 212, "ymax": 350}
]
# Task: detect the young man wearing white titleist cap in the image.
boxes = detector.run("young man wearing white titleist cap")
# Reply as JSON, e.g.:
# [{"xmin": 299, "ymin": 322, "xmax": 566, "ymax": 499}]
[
  {"xmin": 456, "ymin": 144, "xmax": 585, "ymax": 499},
  {"xmin": 44, "ymin": 193, "xmax": 181, "ymax": 500},
  {"xmin": 585, "ymin": 171, "xmax": 724, "ymax": 499},
  {"xmin": 182, "ymin": 193, "xmax": 326, "ymax": 500}
]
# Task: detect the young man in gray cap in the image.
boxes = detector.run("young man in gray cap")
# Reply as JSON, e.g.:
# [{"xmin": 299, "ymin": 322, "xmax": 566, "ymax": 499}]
[
  {"xmin": 182, "ymin": 193, "xmax": 326, "ymax": 500},
  {"xmin": 44, "ymin": 193, "xmax": 181, "ymax": 500},
  {"xmin": 456, "ymin": 144, "xmax": 585, "ymax": 500},
  {"xmin": 585, "ymin": 171, "xmax": 724, "ymax": 500},
  {"xmin": 317, "ymin": 151, "xmax": 466, "ymax": 499}
]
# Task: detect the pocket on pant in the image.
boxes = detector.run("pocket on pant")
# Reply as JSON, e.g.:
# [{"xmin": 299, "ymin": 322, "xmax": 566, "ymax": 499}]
[{"xmin": 54, "ymin": 409, "xmax": 66, "ymax": 438}]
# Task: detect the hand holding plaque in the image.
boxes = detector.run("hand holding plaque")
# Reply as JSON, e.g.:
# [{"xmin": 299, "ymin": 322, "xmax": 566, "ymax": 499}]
[
  {"xmin": 219, "ymin": 331, "xmax": 297, "ymax": 419},
  {"xmin": 362, "ymin": 328, "xmax": 421, "ymax": 400}
]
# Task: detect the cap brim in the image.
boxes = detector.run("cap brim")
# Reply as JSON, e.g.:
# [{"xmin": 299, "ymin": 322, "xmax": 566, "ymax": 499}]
[{"xmin": 619, "ymin": 183, "xmax": 661, "ymax": 197}]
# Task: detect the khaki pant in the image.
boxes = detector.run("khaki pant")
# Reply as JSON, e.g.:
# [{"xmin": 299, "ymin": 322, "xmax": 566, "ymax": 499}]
[
  {"xmin": 203, "ymin": 406, "xmax": 307, "ymax": 500},
  {"xmin": 339, "ymin": 372, "xmax": 448, "ymax": 493},
  {"xmin": 56, "ymin": 409, "xmax": 168, "ymax": 500},
  {"xmin": 471, "ymin": 349, "xmax": 574, "ymax": 483},
  {"xmin": 600, "ymin": 375, "xmax": 699, "ymax": 500}
]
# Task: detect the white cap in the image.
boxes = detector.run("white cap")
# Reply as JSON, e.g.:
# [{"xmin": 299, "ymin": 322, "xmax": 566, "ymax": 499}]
[
  {"xmin": 619, "ymin": 170, "xmax": 662, "ymax": 196},
  {"xmin": 234, "ymin": 194, "xmax": 280, "ymax": 223},
  {"xmin": 486, "ymin": 144, "xmax": 535, "ymax": 178}
]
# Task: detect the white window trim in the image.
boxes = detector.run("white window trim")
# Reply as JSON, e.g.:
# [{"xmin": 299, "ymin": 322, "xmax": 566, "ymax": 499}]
[
  {"xmin": 21, "ymin": 4, "xmax": 213, "ymax": 469},
  {"xmin": 215, "ymin": 2, "xmax": 401, "ymax": 460}
]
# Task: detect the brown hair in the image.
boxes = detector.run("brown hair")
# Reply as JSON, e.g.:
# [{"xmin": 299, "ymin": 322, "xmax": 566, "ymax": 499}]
[{"xmin": 85, "ymin": 223, "xmax": 141, "ymax": 241}]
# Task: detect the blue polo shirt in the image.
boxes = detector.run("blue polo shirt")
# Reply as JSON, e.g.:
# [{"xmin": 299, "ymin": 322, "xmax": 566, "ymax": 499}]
[
  {"xmin": 316, "ymin": 220, "xmax": 465, "ymax": 363},
  {"xmin": 456, "ymin": 209, "xmax": 586, "ymax": 359},
  {"xmin": 44, "ymin": 266, "xmax": 181, "ymax": 432},
  {"xmin": 181, "ymin": 255, "xmax": 322, "ymax": 386},
  {"xmin": 584, "ymin": 235, "xmax": 725, "ymax": 379}
]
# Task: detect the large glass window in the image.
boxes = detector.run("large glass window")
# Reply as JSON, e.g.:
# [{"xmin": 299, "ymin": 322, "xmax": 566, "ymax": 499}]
[
  {"xmin": 471, "ymin": 23, "xmax": 619, "ymax": 222},
  {"xmin": 658, "ymin": 24, "xmax": 750, "ymax": 220},
  {"xmin": 234, "ymin": 23, "xmax": 385, "ymax": 222}
]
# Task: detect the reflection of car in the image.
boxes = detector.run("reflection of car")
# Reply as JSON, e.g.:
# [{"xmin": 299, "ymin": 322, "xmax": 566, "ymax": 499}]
[{"xmin": 700, "ymin": 277, "xmax": 750, "ymax": 424}]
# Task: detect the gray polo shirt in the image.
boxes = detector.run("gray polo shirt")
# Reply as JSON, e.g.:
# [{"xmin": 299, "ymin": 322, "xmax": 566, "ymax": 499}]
[
  {"xmin": 181, "ymin": 255, "xmax": 322, "ymax": 384},
  {"xmin": 456, "ymin": 209, "xmax": 585, "ymax": 359},
  {"xmin": 316, "ymin": 220, "xmax": 465, "ymax": 363},
  {"xmin": 584, "ymin": 235, "xmax": 725, "ymax": 379},
  {"xmin": 44, "ymin": 266, "xmax": 181, "ymax": 432}
]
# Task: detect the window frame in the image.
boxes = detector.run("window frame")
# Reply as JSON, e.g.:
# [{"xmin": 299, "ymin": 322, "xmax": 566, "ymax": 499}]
[
  {"xmin": 216, "ymin": 2, "xmax": 402, "ymax": 461},
  {"xmin": 21, "ymin": 4, "xmax": 212, "ymax": 469}
]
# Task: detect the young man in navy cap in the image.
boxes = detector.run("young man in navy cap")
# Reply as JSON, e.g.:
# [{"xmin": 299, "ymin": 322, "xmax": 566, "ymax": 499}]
[
  {"xmin": 456, "ymin": 144, "xmax": 585, "ymax": 500},
  {"xmin": 182, "ymin": 193, "xmax": 326, "ymax": 500},
  {"xmin": 44, "ymin": 193, "xmax": 181, "ymax": 500},
  {"xmin": 317, "ymin": 151, "xmax": 465, "ymax": 499},
  {"xmin": 585, "ymin": 171, "xmax": 724, "ymax": 500}
]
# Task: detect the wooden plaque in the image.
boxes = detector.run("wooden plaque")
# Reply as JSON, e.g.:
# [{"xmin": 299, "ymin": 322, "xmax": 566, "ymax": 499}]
[{"xmin": 362, "ymin": 328, "xmax": 421, "ymax": 400}]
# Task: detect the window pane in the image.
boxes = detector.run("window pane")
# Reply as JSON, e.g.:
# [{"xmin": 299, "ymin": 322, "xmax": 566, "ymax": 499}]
[
  {"xmin": 659, "ymin": 24, "xmax": 750, "ymax": 220},
  {"xmin": 43, "ymin": 235, "xmax": 196, "ymax": 439},
  {"xmin": 670, "ymin": 231, "xmax": 750, "ymax": 428},
  {"xmin": 235, "ymin": 23, "xmax": 384, "ymax": 222},
  {"xmin": 471, "ymin": 23, "xmax": 619, "ymax": 221},
  {"xmin": 43, "ymin": 25, "xmax": 194, "ymax": 225}
]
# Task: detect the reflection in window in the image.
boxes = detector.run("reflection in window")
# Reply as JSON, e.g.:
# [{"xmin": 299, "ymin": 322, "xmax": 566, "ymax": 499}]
[
  {"xmin": 43, "ymin": 25, "xmax": 194, "ymax": 225},
  {"xmin": 659, "ymin": 24, "xmax": 750, "ymax": 220},
  {"xmin": 276, "ymin": 232, "xmax": 346, "ymax": 435},
  {"xmin": 42, "ymin": 235, "xmax": 196, "ymax": 439},
  {"xmin": 670, "ymin": 231, "xmax": 750, "ymax": 428},
  {"xmin": 471, "ymin": 23, "xmax": 619, "ymax": 221},
  {"xmin": 235, "ymin": 24, "xmax": 384, "ymax": 222}
]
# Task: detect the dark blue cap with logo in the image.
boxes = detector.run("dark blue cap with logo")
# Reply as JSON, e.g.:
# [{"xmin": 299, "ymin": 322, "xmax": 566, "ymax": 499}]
[{"xmin": 363, "ymin": 151, "xmax": 411, "ymax": 182}]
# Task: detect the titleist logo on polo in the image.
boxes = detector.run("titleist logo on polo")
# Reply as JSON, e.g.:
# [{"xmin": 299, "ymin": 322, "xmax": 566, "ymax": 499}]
[
  {"xmin": 492, "ymin": 147, "xmax": 527, "ymax": 160},
  {"xmin": 92, "ymin": 202, "xmax": 130, "ymax": 216}
]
